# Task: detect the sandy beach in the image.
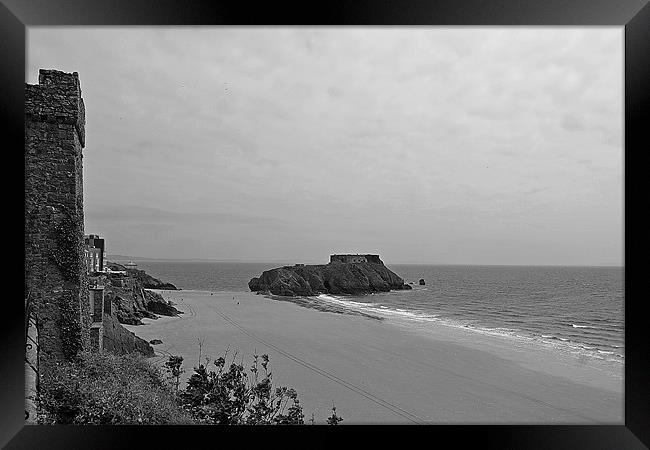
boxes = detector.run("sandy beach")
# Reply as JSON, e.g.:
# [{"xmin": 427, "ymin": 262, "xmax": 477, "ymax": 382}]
[{"xmin": 124, "ymin": 290, "xmax": 623, "ymax": 424}]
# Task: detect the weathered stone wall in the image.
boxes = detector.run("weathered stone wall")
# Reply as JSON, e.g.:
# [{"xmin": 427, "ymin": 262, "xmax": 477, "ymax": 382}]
[
  {"xmin": 25, "ymin": 69, "xmax": 90, "ymax": 374},
  {"xmin": 364, "ymin": 254, "xmax": 382, "ymax": 264},
  {"xmin": 25, "ymin": 310, "xmax": 39, "ymax": 423},
  {"xmin": 90, "ymin": 326, "xmax": 102, "ymax": 353},
  {"xmin": 330, "ymin": 254, "xmax": 382, "ymax": 264}
]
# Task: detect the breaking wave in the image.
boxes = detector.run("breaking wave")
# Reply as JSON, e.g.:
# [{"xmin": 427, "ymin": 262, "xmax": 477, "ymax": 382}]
[{"xmin": 312, "ymin": 294, "xmax": 624, "ymax": 364}]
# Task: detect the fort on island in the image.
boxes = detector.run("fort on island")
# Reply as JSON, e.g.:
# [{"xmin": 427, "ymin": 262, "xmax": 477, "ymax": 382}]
[
  {"xmin": 250, "ymin": 253, "xmax": 410, "ymax": 296},
  {"xmin": 329, "ymin": 254, "xmax": 382, "ymax": 264}
]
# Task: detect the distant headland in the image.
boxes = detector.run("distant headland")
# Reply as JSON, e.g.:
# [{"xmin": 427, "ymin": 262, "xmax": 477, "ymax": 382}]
[{"xmin": 249, "ymin": 254, "xmax": 412, "ymax": 296}]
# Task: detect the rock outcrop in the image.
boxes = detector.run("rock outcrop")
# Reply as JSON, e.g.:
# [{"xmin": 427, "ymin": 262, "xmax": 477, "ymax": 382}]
[
  {"xmin": 249, "ymin": 256, "xmax": 412, "ymax": 296},
  {"xmin": 143, "ymin": 289, "xmax": 181, "ymax": 316},
  {"xmin": 101, "ymin": 314, "xmax": 155, "ymax": 357},
  {"xmin": 99, "ymin": 263, "xmax": 182, "ymax": 325},
  {"xmin": 118, "ymin": 264, "xmax": 179, "ymax": 290}
]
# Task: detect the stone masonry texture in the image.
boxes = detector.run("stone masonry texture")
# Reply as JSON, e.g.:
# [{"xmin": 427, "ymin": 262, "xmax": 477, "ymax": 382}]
[
  {"xmin": 25, "ymin": 69, "xmax": 90, "ymax": 377},
  {"xmin": 26, "ymin": 69, "xmax": 155, "ymax": 378}
]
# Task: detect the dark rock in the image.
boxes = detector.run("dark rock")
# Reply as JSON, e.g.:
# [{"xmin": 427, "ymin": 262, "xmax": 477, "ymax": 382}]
[
  {"xmin": 143, "ymin": 289, "xmax": 181, "ymax": 316},
  {"xmin": 96, "ymin": 267, "xmax": 181, "ymax": 326},
  {"xmin": 106, "ymin": 290, "xmax": 157, "ymax": 326},
  {"xmin": 149, "ymin": 339, "xmax": 163, "ymax": 345},
  {"xmin": 127, "ymin": 267, "xmax": 179, "ymax": 290},
  {"xmin": 249, "ymin": 256, "xmax": 413, "ymax": 296},
  {"xmin": 419, "ymin": 279, "xmax": 426, "ymax": 285},
  {"xmin": 101, "ymin": 314, "xmax": 154, "ymax": 357}
]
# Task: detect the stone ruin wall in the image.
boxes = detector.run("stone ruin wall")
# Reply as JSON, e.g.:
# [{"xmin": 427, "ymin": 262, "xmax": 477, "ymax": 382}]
[
  {"xmin": 330, "ymin": 254, "xmax": 383, "ymax": 264},
  {"xmin": 25, "ymin": 69, "xmax": 154, "ymax": 378},
  {"xmin": 25, "ymin": 69, "xmax": 90, "ymax": 372}
]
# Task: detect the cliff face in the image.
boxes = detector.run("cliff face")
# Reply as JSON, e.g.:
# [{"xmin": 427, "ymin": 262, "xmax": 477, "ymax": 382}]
[
  {"xmin": 249, "ymin": 258, "xmax": 412, "ymax": 296},
  {"xmin": 101, "ymin": 314, "xmax": 155, "ymax": 357},
  {"xmin": 126, "ymin": 267, "xmax": 179, "ymax": 290},
  {"xmin": 99, "ymin": 263, "xmax": 182, "ymax": 325}
]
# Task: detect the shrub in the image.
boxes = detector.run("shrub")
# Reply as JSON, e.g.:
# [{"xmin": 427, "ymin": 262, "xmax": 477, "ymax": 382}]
[
  {"xmin": 164, "ymin": 355, "xmax": 184, "ymax": 392},
  {"xmin": 176, "ymin": 352, "xmax": 306, "ymax": 425},
  {"xmin": 326, "ymin": 405, "xmax": 343, "ymax": 425},
  {"xmin": 38, "ymin": 349, "xmax": 342, "ymax": 425},
  {"xmin": 39, "ymin": 351, "xmax": 194, "ymax": 424}
]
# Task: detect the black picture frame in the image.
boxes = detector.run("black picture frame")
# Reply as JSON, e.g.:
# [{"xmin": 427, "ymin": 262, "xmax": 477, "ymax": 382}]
[{"xmin": 3, "ymin": 0, "xmax": 648, "ymax": 448}]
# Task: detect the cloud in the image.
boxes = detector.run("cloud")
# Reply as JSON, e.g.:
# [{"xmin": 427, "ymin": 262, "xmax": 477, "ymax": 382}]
[
  {"xmin": 561, "ymin": 114, "xmax": 586, "ymax": 132},
  {"xmin": 86, "ymin": 205, "xmax": 286, "ymax": 228},
  {"xmin": 28, "ymin": 27, "xmax": 623, "ymax": 264}
]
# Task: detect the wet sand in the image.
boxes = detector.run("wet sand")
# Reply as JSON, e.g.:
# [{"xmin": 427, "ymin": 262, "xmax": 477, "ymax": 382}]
[{"xmin": 124, "ymin": 290, "xmax": 623, "ymax": 424}]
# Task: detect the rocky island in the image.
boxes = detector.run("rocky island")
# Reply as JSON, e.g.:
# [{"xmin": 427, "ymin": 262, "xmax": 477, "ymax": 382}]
[{"xmin": 249, "ymin": 254, "xmax": 412, "ymax": 296}]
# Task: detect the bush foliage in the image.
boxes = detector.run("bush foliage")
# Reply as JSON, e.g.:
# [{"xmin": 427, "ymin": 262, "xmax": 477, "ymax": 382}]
[
  {"xmin": 39, "ymin": 351, "xmax": 193, "ymax": 424},
  {"xmin": 175, "ymin": 352, "xmax": 305, "ymax": 424},
  {"xmin": 39, "ymin": 349, "xmax": 342, "ymax": 425}
]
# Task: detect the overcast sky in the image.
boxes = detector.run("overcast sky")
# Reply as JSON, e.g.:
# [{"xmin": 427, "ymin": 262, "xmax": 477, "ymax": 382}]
[{"xmin": 27, "ymin": 27, "xmax": 623, "ymax": 265}]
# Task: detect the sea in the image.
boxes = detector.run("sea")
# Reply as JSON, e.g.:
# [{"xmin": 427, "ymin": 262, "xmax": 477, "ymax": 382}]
[{"xmin": 130, "ymin": 261, "xmax": 624, "ymax": 365}]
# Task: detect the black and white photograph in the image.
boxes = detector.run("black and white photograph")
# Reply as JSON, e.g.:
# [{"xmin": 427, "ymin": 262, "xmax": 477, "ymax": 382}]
[{"xmin": 23, "ymin": 24, "xmax": 628, "ymax": 428}]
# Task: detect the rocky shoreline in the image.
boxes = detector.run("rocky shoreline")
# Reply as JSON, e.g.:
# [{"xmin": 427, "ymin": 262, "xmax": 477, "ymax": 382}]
[
  {"xmin": 249, "ymin": 256, "xmax": 412, "ymax": 296},
  {"xmin": 125, "ymin": 265, "xmax": 180, "ymax": 290},
  {"xmin": 94, "ymin": 262, "xmax": 183, "ymax": 325}
]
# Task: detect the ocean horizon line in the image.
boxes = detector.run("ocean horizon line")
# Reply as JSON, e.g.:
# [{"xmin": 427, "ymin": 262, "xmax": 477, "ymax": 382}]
[{"xmin": 106, "ymin": 255, "xmax": 623, "ymax": 268}]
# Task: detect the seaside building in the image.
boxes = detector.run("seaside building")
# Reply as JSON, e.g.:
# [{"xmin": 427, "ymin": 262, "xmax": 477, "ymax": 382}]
[
  {"xmin": 125, "ymin": 260, "xmax": 138, "ymax": 270},
  {"xmin": 105, "ymin": 267, "xmax": 127, "ymax": 275},
  {"xmin": 89, "ymin": 284, "xmax": 106, "ymax": 351},
  {"xmin": 84, "ymin": 234, "xmax": 105, "ymax": 274}
]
